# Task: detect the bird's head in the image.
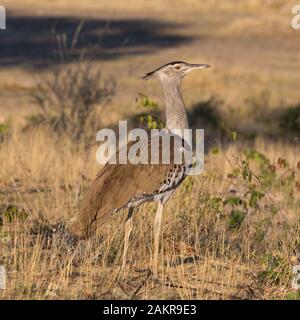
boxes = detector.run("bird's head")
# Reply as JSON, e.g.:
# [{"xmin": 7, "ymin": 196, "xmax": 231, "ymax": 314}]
[{"xmin": 142, "ymin": 61, "xmax": 210, "ymax": 82}]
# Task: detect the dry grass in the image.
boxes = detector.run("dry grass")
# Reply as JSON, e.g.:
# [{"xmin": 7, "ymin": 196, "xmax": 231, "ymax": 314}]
[
  {"xmin": 0, "ymin": 128, "xmax": 299, "ymax": 300},
  {"xmin": 0, "ymin": 0, "xmax": 300, "ymax": 300}
]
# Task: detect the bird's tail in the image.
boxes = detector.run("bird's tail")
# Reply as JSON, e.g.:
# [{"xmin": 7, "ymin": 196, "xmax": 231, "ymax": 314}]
[{"xmin": 68, "ymin": 185, "xmax": 113, "ymax": 238}]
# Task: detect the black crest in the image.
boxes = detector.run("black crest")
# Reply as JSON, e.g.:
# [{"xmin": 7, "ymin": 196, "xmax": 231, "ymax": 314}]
[{"xmin": 142, "ymin": 61, "xmax": 187, "ymax": 80}]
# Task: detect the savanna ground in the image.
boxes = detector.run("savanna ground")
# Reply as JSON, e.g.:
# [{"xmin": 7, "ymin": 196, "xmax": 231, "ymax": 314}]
[{"xmin": 0, "ymin": 0, "xmax": 300, "ymax": 299}]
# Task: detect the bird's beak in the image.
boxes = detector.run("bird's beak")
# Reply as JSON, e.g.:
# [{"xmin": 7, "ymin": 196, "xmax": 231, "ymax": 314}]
[{"xmin": 189, "ymin": 63, "xmax": 211, "ymax": 70}]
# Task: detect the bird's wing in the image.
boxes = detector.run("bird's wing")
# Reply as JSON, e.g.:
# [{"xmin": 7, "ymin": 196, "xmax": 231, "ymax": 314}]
[{"xmin": 70, "ymin": 137, "xmax": 186, "ymax": 237}]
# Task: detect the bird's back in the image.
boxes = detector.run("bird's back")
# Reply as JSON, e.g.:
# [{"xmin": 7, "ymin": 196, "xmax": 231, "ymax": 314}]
[{"xmin": 70, "ymin": 135, "xmax": 190, "ymax": 237}]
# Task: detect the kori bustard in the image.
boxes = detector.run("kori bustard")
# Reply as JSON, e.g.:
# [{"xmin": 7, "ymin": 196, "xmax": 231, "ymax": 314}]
[{"xmin": 71, "ymin": 61, "xmax": 210, "ymax": 277}]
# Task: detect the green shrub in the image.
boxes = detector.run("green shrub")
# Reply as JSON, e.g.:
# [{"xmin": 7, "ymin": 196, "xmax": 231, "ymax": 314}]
[
  {"xmin": 137, "ymin": 93, "xmax": 165, "ymax": 129},
  {"xmin": 228, "ymin": 210, "xmax": 246, "ymax": 230},
  {"xmin": 0, "ymin": 205, "xmax": 28, "ymax": 226}
]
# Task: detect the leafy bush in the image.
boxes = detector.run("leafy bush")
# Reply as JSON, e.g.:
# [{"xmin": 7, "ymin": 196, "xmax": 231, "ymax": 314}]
[
  {"xmin": 258, "ymin": 253, "xmax": 285, "ymax": 285},
  {"xmin": 228, "ymin": 210, "xmax": 246, "ymax": 230},
  {"xmin": 137, "ymin": 93, "xmax": 165, "ymax": 129}
]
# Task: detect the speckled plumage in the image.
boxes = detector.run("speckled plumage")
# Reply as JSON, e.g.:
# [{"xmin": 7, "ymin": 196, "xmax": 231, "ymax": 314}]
[
  {"xmin": 70, "ymin": 61, "xmax": 210, "ymax": 276},
  {"xmin": 71, "ymin": 137, "xmax": 191, "ymax": 237}
]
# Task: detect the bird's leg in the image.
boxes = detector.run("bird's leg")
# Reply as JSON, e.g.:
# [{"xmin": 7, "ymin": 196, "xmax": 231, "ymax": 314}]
[
  {"xmin": 153, "ymin": 201, "xmax": 164, "ymax": 277},
  {"xmin": 121, "ymin": 208, "xmax": 134, "ymax": 273}
]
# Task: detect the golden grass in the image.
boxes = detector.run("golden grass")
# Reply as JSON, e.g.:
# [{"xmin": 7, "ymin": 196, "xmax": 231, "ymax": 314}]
[
  {"xmin": 0, "ymin": 127, "xmax": 299, "ymax": 299},
  {"xmin": 0, "ymin": 0, "xmax": 300, "ymax": 300},
  {"xmin": 1, "ymin": 0, "xmax": 291, "ymax": 14}
]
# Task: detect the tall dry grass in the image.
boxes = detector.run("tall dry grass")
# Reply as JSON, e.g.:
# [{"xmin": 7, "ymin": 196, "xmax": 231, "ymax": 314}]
[{"xmin": 0, "ymin": 125, "xmax": 299, "ymax": 299}]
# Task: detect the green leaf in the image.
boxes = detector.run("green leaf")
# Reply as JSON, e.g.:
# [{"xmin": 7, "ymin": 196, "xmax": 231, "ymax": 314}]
[
  {"xmin": 0, "ymin": 123, "xmax": 9, "ymax": 134},
  {"xmin": 285, "ymin": 292, "xmax": 300, "ymax": 300},
  {"xmin": 228, "ymin": 210, "xmax": 246, "ymax": 230},
  {"xmin": 231, "ymin": 131, "xmax": 237, "ymax": 141},
  {"xmin": 223, "ymin": 196, "xmax": 243, "ymax": 207},
  {"xmin": 0, "ymin": 205, "xmax": 28, "ymax": 224},
  {"xmin": 210, "ymin": 197, "xmax": 222, "ymax": 210},
  {"xmin": 211, "ymin": 146, "xmax": 219, "ymax": 155},
  {"xmin": 249, "ymin": 190, "xmax": 264, "ymax": 208}
]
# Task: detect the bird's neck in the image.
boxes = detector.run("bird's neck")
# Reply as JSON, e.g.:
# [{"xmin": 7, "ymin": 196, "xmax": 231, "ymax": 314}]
[{"xmin": 162, "ymin": 79, "xmax": 189, "ymax": 133}]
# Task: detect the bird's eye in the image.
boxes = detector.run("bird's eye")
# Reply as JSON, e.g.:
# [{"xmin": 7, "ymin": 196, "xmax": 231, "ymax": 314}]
[{"xmin": 174, "ymin": 65, "xmax": 181, "ymax": 70}]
